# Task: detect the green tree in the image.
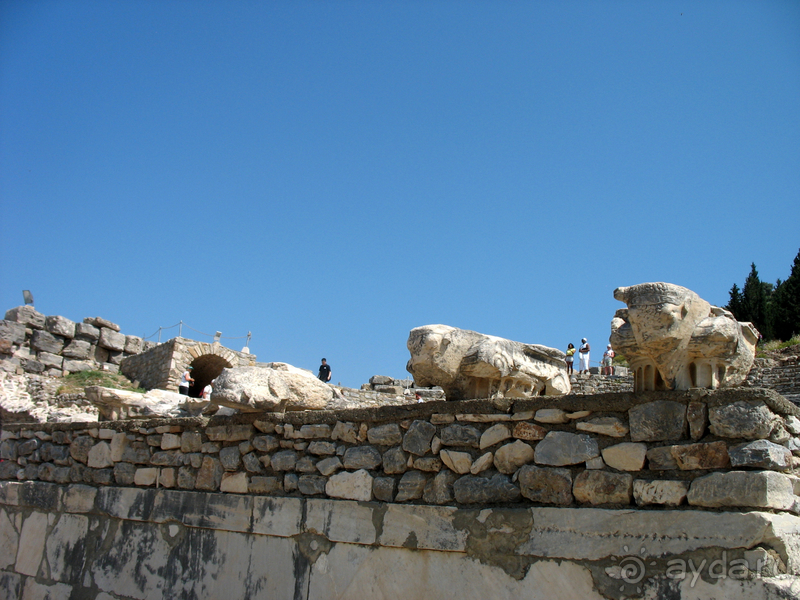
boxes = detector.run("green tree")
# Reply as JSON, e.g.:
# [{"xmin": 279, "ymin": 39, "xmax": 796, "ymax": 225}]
[
  {"xmin": 741, "ymin": 263, "xmax": 773, "ymax": 340},
  {"xmin": 726, "ymin": 283, "xmax": 743, "ymax": 318},
  {"xmin": 773, "ymin": 248, "xmax": 800, "ymax": 341}
]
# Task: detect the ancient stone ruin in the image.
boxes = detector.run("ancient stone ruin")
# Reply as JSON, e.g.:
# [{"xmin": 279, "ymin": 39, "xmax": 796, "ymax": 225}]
[
  {"xmin": 611, "ymin": 282, "xmax": 759, "ymax": 392},
  {"xmin": 407, "ymin": 324, "xmax": 571, "ymax": 399}
]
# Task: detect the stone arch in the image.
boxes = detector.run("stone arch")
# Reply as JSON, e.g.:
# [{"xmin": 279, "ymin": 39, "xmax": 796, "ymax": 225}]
[{"xmin": 185, "ymin": 343, "xmax": 238, "ymax": 397}]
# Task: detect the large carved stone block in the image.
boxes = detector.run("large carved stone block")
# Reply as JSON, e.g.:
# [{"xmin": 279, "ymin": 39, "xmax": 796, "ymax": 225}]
[
  {"xmin": 406, "ymin": 325, "xmax": 570, "ymax": 400},
  {"xmin": 610, "ymin": 282, "xmax": 758, "ymax": 392}
]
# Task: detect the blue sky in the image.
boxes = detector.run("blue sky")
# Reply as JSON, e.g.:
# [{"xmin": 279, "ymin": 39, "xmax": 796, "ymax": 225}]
[{"xmin": 1, "ymin": 1, "xmax": 798, "ymax": 389}]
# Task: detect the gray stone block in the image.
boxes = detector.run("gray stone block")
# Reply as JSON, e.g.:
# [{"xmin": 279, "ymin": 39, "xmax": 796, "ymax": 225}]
[
  {"xmin": 729, "ymin": 440, "xmax": 792, "ymax": 470},
  {"xmin": 0, "ymin": 319, "xmax": 26, "ymax": 344},
  {"xmin": 5, "ymin": 306, "xmax": 45, "ymax": 329},
  {"xmin": 709, "ymin": 401, "xmax": 777, "ymax": 439},
  {"xmin": 343, "ymin": 446, "xmax": 382, "ymax": 470},
  {"xmin": 687, "ymin": 470, "xmax": 797, "ymax": 511},
  {"xmin": 440, "ymin": 424, "xmax": 481, "ymax": 448},
  {"xmin": 629, "ymin": 400, "xmax": 687, "ymax": 442},
  {"xmin": 74, "ymin": 322, "xmax": 100, "ymax": 342},
  {"xmin": 99, "ymin": 328, "xmax": 126, "ymax": 351},
  {"xmin": 45, "ymin": 315, "xmax": 75, "ymax": 338},
  {"xmin": 453, "ymin": 473, "xmax": 521, "ymax": 504},
  {"xmin": 534, "ymin": 432, "xmax": 599, "ymax": 467},
  {"xmin": 518, "ymin": 465, "xmax": 573, "ymax": 505},
  {"xmin": 62, "ymin": 340, "xmax": 92, "ymax": 359},
  {"xmin": 31, "ymin": 330, "xmax": 66, "ymax": 354},
  {"xmin": 367, "ymin": 423, "xmax": 402, "ymax": 446},
  {"xmin": 402, "ymin": 420, "xmax": 437, "ymax": 456},
  {"xmin": 395, "ymin": 470, "xmax": 428, "ymax": 502}
]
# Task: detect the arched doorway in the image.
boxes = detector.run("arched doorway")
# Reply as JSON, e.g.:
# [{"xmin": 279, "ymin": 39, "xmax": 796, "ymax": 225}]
[{"xmin": 188, "ymin": 353, "xmax": 232, "ymax": 398}]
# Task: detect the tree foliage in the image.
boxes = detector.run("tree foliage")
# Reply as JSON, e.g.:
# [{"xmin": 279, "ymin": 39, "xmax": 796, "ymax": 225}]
[{"xmin": 726, "ymin": 249, "xmax": 800, "ymax": 343}]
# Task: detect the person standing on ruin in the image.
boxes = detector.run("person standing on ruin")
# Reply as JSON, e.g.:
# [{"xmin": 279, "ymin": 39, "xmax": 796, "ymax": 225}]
[
  {"xmin": 318, "ymin": 358, "xmax": 332, "ymax": 383},
  {"xmin": 202, "ymin": 379, "xmax": 214, "ymax": 401},
  {"xmin": 602, "ymin": 344, "xmax": 615, "ymax": 376},
  {"xmin": 579, "ymin": 338, "xmax": 591, "ymax": 374},
  {"xmin": 179, "ymin": 367, "xmax": 194, "ymax": 395},
  {"xmin": 565, "ymin": 343, "xmax": 576, "ymax": 375}
]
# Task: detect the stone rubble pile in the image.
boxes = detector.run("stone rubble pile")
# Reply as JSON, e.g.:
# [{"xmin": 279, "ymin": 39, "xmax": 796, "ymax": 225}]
[
  {"xmin": 0, "ymin": 306, "xmax": 152, "ymax": 377},
  {"xmin": 3, "ymin": 387, "xmax": 799, "ymax": 514}
]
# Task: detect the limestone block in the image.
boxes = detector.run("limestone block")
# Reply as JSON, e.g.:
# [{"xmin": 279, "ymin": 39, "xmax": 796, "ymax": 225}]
[
  {"xmin": 241, "ymin": 452, "xmax": 263, "ymax": 474},
  {"xmin": 86, "ymin": 386, "xmax": 191, "ymax": 420},
  {"xmin": 0, "ymin": 509, "xmax": 19, "ymax": 570},
  {"xmin": 575, "ymin": 417, "xmax": 629, "ymax": 438},
  {"xmin": 306, "ymin": 498, "xmax": 376, "ymax": 544},
  {"xmin": 370, "ymin": 375, "xmax": 393, "ymax": 385},
  {"xmin": 87, "ymin": 442, "xmax": 113, "ymax": 469},
  {"xmin": 316, "ymin": 457, "xmax": 343, "ymax": 477},
  {"xmin": 633, "ymin": 479, "xmax": 689, "ymax": 506},
  {"xmin": 270, "ymin": 451, "xmax": 297, "ymax": 472},
  {"xmin": 5, "ymin": 306, "xmax": 45, "ymax": 329},
  {"xmin": 687, "ymin": 401, "xmax": 708, "ymax": 440},
  {"xmin": 45, "ymin": 315, "xmax": 75, "ymax": 338},
  {"xmin": 687, "ymin": 471, "xmax": 797, "ymax": 511},
  {"xmin": 37, "ymin": 352, "xmax": 63, "ymax": 369},
  {"xmin": 45, "ymin": 513, "xmax": 88, "ymax": 582},
  {"xmin": 440, "ymin": 449, "xmax": 473, "ymax": 474},
  {"xmin": 251, "ymin": 435, "xmax": 279, "ymax": 453},
  {"xmin": 332, "ymin": 421, "xmax": 358, "ymax": 444},
  {"xmin": 470, "ymin": 451, "xmax": 493, "ymax": 474},
  {"xmin": 423, "ymin": 470, "xmax": 458, "ymax": 504},
  {"xmin": 395, "ymin": 471, "xmax": 428, "ymax": 502},
  {"xmin": 134, "ymin": 468, "xmax": 158, "ymax": 486},
  {"xmin": 585, "ymin": 456, "xmax": 605, "ymax": 469},
  {"xmin": 518, "ymin": 465, "xmax": 573, "ymax": 505},
  {"xmin": 307, "ymin": 441, "xmax": 336, "ymax": 456},
  {"xmin": 729, "ymin": 440, "xmax": 792, "ymax": 470},
  {"xmin": 195, "ymin": 457, "xmax": 223, "ymax": 490},
  {"xmin": 98, "ymin": 328, "xmax": 125, "ymax": 351},
  {"xmin": 382, "ymin": 446, "xmax": 408, "ymax": 475},
  {"xmin": 671, "ymin": 441, "xmax": 730, "ymax": 470},
  {"xmin": 709, "ymin": 401, "xmax": 777, "ymax": 439},
  {"xmin": 114, "ymin": 463, "xmax": 136, "ymax": 485},
  {"xmin": 372, "ymin": 477, "xmax": 395, "ymax": 502},
  {"xmin": 70, "ymin": 436, "xmax": 94, "ymax": 464},
  {"xmin": 512, "ymin": 422, "xmax": 546, "ymax": 441},
  {"xmin": 326, "ymin": 469, "xmax": 373, "ymax": 501},
  {"xmin": 219, "ymin": 447, "xmax": 241, "ymax": 471},
  {"xmin": 534, "ymin": 409, "xmax": 569, "ymax": 424},
  {"xmin": 534, "ymin": 432, "xmax": 599, "ymax": 466},
  {"xmin": 367, "ymin": 423, "xmax": 403, "ymax": 446},
  {"xmin": 439, "ymin": 424, "xmax": 481, "ymax": 448},
  {"xmin": 646, "ymin": 446, "xmax": 678, "ymax": 470},
  {"xmin": 573, "ymin": 471, "xmax": 632, "ymax": 505},
  {"xmin": 63, "ymin": 360, "xmax": 94, "ymax": 374},
  {"xmin": 414, "ymin": 456, "xmax": 444, "ymax": 472},
  {"xmin": 84, "ymin": 316, "xmax": 120, "ymax": 331},
  {"xmin": 407, "ymin": 324, "xmax": 570, "ymax": 399},
  {"xmin": 480, "ymin": 423, "xmax": 511, "ymax": 449},
  {"xmin": 494, "ymin": 440, "xmax": 535, "ymax": 474},
  {"xmin": 248, "ymin": 476, "xmax": 281, "ymax": 494},
  {"xmin": 220, "ymin": 472, "xmax": 249, "ymax": 493},
  {"xmin": 124, "ymin": 335, "xmax": 143, "ymax": 354},
  {"xmin": 74, "ymin": 322, "xmax": 100, "ymax": 342},
  {"xmin": 160, "ymin": 433, "xmax": 181, "ymax": 450},
  {"xmin": 453, "ymin": 473, "xmax": 521, "ymax": 503},
  {"xmin": 158, "ymin": 468, "xmax": 175, "ymax": 488},
  {"xmin": 342, "ymin": 446, "xmax": 381, "ymax": 470},
  {"xmin": 31, "ymin": 330, "xmax": 65, "ymax": 354},
  {"xmin": 206, "ymin": 424, "xmax": 254, "ymax": 442},
  {"xmin": 0, "ymin": 320, "xmax": 27, "ymax": 344},
  {"xmin": 629, "ymin": 400, "xmax": 687, "ymax": 442},
  {"xmin": 212, "ymin": 363, "xmax": 334, "ymax": 412},
  {"xmin": 611, "ymin": 282, "xmax": 758, "ymax": 390},
  {"xmin": 601, "ymin": 443, "xmax": 647, "ymax": 471}
]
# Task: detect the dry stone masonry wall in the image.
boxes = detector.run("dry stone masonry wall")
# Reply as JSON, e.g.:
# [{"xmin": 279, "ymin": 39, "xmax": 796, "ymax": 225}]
[
  {"xmin": 3, "ymin": 388, "xmax": 800, "ymax": 512},
  {"xmin": 0, "ymin": 306, "xmax": 152, "ymax": 377}
]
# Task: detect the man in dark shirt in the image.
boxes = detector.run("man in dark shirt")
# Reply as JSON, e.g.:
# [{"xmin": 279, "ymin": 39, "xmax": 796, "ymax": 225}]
[{"xmin": 318, "ymin": 358, "xmax": 331, "ymax": 383}]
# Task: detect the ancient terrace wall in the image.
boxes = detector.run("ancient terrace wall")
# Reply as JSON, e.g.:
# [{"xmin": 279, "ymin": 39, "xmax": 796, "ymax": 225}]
[
  {"xmin": 2, "ymin": 388, "xmax": 800, "ymax": 598},
  {"xmin": 120, "ymin": 337, "xmax": 255, "ymax": 397}
]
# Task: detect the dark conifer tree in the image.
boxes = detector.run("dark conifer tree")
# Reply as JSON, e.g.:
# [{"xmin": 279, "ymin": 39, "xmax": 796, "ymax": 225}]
[
  {"xmin": 773, "ymin": 249, "xmax": 800, "ymax": 342},
  {"xmin": 741, "ymin": 263, "xmax": 773, "ymax": 340}
]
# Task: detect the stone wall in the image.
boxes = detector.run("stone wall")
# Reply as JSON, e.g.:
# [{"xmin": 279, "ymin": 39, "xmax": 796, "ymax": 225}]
[
  {"xmin": 2, "ymin": 388, "xmax": 800, "ymax": 598},
  {"xmin": 0, "ymin": 306, "xmax": 151, "ymax": 377},
  {"xmin": 746, "ymin": 355, "xmax": 800, "ymax": 405}
]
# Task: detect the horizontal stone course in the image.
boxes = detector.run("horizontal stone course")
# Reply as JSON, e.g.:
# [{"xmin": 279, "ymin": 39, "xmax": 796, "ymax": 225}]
[{"xmin": 1, "ymin": 388, "xmax": 799, "ymax": 515}]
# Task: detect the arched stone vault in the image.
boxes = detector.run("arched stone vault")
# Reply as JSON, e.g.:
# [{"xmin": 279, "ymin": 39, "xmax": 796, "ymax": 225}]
[{"xmin": 185, "ymin": 343, "xmax": 236, "ymax": 397}]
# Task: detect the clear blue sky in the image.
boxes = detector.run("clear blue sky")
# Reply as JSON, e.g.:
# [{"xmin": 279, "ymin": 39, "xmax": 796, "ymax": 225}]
[{"xmin": 2, "ymin": 1, "xmax": 798, "ymax": 389}]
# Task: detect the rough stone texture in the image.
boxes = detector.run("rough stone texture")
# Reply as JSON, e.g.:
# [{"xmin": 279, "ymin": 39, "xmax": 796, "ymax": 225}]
[
  {"xmin": 395, "ymin": 470, "xmax": 427, "ymax": 502},
  {"xmin": 61, "ymin": 340, "xmax": 92, "ymax": 360},
  {"xmin": 423, "ymin": 470, "xmax": 457, "ymax": 504},
  {"xmin": 572, "ymin": 470, "xmax": 633, "ymax": 505},
  {"xmin": 646, "ymin": 445, "xmax": 678, "ymax": 470},
  {"xmin": 633, "ymin": 479, "xmax": 689, "ymax": 506},
  {"xmin": 601, "ymin": 443, "xmax": 647, "ymax": 471},
  {"xmin": 439, "ymin": 449, "xmax": 472, "ymax": 474},
  {"xmin": 687, "ymin": 470, "xmax": 797, "ymax": 511},
  {"xmin": 611, "ymin": 282, "xmax": 758, "ymax": 390},
  {"xmin": 687, "ymin": 401, "xmax": 708, "ymax": 441},
  {"xmin": 729, "ymin": 440, "xmax": 792, "ymax": 470},
  {"xmin": 407, "ymin": 324, "xmax": 570, "ymax": 398},
  {"xmin": 439, "ymin": 424, "xmax": 481, "ymax": 448},
  {"xmin": 31, "ymin": 330, "xmax": 66, "ymax": 355},
  {"xmin": 709, "ymin": 401, "xmax": 778, "ymax": 439},
  {"xmin": 212, "ymin": 363, "xmax": 334, "ymax": 412},
  {"xmin": 480, "ymin": 423, "xmax": 511, "ymax": 449},
  {"xmin": 382, "ymin": 446, "xmax": 408, "ymax": 475},
  {"xmin": 534, "ymin": 408, "xmax": 569, "ymax": 424},
  {"xmin": 493, "ymin": 440, "xmax": 535, "ymax": 474},
  {"xmin": 98, "ymin": 328, "xmax": 126, "ymax": 351},
  {"xmin": 5, "ymin": 306, "xmax": 45, "ymax": 329},
  {"xmin": 367, "ymin": 423, "xmax": 403, "ymax": 446},
  {"xmin": 629, "ymin": 400, "xmax": 687, "ymax": 442},
  {"xmin": 45, "ymin": 315, "xmax": 75, "ymax": 339},
  {"xmin": 534, "ymin": 432, "xmax": 599, "ymax": 466},
  {"xmin": 518, "ymin": 465, "xmax": 573, "ymax": 505},
  {"xmin": 575, "ymin": 417, "xmax": 628, "ymax": 438},
  {"xmin": 671, "ymin": 441, "xmax": 730, "ymax": 470},
  {"xmin": 343, "ymin": 446, "xmax": 382, "ymax": 470},
  {"xmin": 512, "ymin": 422, "xmax": 546, "ymax": 441},
  {"xmin": 402, "ymin": 420, "xmax": 437, "ymax": 455},
  {"xmin": 453, "ymin": 473, "xmax": 521, "ymax": 503},
  {"xmin": 86, "ymin": 386, "xmax": 193, "ymax": 421}
]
